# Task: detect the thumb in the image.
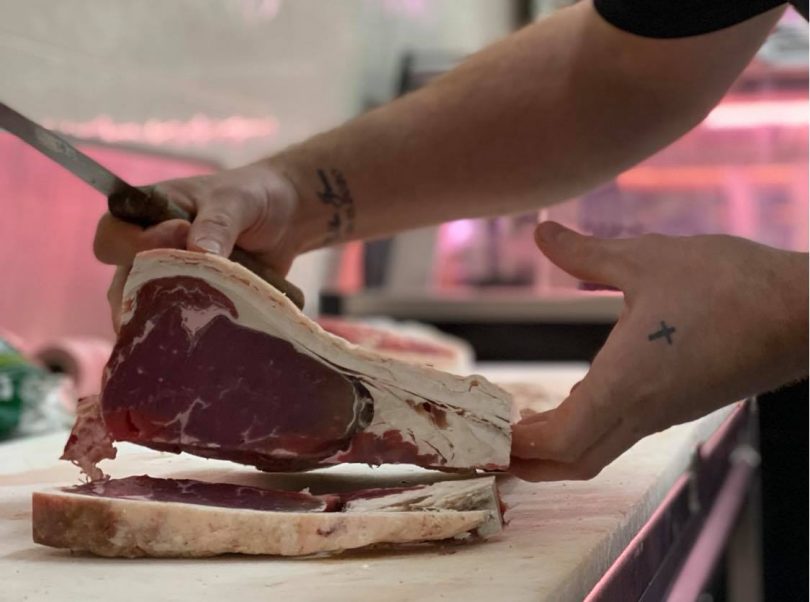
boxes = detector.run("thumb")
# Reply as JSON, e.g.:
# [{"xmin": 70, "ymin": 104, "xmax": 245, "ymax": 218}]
[
  {"xmin": 94, "ymin": 215, "xmax": 189, "ymax": 265},
  {"xmin": 534, "ymin": 222, "xmax": 632, "ymax": 288},
  {"xmin": 188, "ymin": 202, "xmax": 247, "ymax": 257}
]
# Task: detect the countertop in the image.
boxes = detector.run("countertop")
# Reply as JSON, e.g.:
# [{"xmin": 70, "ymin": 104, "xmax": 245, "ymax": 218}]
[{"xmin": 0, "ymin": 363, "xmax": 735, "ymax": 601}]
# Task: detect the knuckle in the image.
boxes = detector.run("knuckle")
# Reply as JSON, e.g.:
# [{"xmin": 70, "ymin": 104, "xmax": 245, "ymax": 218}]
[
  {"xmin": 157, "ymin": 177, "xmax": 203, "ymax": 197},
  {"xmin": 200, "ymin": 211, "xmax": 233, "ymax": 230}
]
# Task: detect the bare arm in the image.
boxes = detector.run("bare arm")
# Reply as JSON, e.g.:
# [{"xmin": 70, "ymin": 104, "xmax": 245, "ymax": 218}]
[
  {"xmin": 95, "ymin": 1, "xmax": 786, "ymax": 298},
  {"xmin": 276, "ymin": 1, "xmax": 785, "ymax": 250}
]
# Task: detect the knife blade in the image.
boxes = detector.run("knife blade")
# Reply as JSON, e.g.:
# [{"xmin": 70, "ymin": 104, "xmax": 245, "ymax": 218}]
[{"xmin": 0, "ymin": 101, "xmax": 305, "ymax": 309}]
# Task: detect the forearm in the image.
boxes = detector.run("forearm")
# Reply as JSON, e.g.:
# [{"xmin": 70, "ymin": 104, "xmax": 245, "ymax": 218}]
[
  {"xmin": 268, "ymin": 1, "xmax": 783, "ymax": 251},
  {"xmin": 707, "ymin": 247, "xmax": 808, "ymax": 406},
  {"xmin": 773, "ymin": 251, "xmax": 809, "ymax": 383}
]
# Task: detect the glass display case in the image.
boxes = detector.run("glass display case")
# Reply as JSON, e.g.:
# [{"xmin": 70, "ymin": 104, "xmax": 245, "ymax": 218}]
[
  {"xmin": 321, "ymin": 17, "xmax": 807, "ymax": 360},
  {"xmin": 434, "ymin": 61, "xmax": 808, "ymax": 293}
]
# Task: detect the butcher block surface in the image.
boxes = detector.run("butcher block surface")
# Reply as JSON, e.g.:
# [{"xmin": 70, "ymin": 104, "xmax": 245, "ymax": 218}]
[{"xmin": 0, "ymin": 363, "xmax": 734, "ymax": 602}]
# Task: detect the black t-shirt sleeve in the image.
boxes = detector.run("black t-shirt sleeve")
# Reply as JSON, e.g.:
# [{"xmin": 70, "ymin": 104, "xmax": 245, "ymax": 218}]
[{"xmin": 594, "ymin": 0, "xmax": 808, "ymax": 39}]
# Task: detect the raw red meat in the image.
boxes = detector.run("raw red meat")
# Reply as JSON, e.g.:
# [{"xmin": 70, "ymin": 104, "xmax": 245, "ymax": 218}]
[
  {"xmin": 64, "ymin": 475, "xmax": 339, "ymax": 512},
  {"xmin": 63, "ymin": 250, "xmax": 512, "ymax": 480},
  {"xmin": 32, "ymin": 475, "xmax": 503, "ymax": 557}
]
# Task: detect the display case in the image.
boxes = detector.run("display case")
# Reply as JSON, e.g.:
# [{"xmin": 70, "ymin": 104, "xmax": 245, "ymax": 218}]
[{"xmin": 321, "ymin": 19, "xmax": 808, "ymax": 361}]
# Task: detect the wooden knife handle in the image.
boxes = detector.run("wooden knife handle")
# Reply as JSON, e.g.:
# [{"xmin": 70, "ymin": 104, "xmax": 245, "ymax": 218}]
[
  {"xmin": 227, "ymin": 248, "xmax": 306, "ymax": 310},
  {"xmin": 108, "ymin": 185, "xmax": 191, "ymax": 226},
  {"xmin": 108, "ymin": 186, "xmax": 306, "ymax": 309}
]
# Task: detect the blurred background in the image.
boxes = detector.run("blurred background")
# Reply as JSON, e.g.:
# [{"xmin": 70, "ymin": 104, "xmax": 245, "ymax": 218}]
[
  {"xmin": 0, "ymin": 0, "xmax": 807, "ymax": 434},
  {"xmin": 0, "ymin": 5, "xmax": 807, "ymax": 598}
]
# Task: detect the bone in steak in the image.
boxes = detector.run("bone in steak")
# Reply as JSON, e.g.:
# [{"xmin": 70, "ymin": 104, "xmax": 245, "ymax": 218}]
[
  {"xmin": 32, "ymin": 475, "xmax": 503, "ymax": 557},
  {"xmin": 62, "ymin": 250, "xmax": 512, "ymax": 479}
]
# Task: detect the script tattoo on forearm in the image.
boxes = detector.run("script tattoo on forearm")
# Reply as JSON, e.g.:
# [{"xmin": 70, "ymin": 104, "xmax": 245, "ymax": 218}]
[
  {"xmin": 316, "ymin": 168, "xmax": 355, "ymax": 244},
  {"xmin": 648, "ymin": 321, "xmax": 676, "ymax": 345}
]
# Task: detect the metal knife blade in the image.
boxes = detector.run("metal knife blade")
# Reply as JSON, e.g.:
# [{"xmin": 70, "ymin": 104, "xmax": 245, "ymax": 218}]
[
  {"xmin": 1, "ymin": 102, "xmax": 136, "ymax": 199},
  {"xmin": 0, "ymin": 101, "xmax": 305, "ymax": 309},
  {"xmin": 0, "ymin": 101, "xmax": 191, "ymax": 227}
]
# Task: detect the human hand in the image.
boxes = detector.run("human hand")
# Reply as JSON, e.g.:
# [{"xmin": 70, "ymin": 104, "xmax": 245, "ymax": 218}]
[
  {"xmin": 510, "ymin": 222, "xmax": 808, "ymax": 481},
  {"xmin": 94, "ymin": 162, "xmax": 306, "ymax": 331}
]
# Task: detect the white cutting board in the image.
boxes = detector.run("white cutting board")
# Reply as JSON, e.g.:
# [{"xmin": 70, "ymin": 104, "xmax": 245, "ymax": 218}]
[{"xmin": 0, "ymin": 364, "xmax": 734, "ymax": 602}]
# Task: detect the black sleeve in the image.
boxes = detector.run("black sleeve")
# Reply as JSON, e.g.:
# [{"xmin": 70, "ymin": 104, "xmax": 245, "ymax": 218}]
[{"xmin": 593, "ymin": 0, "xmax": 808, "ymax": 39}]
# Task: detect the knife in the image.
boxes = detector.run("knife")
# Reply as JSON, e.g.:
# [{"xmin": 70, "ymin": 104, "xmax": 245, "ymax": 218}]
[{"xmin": 0, "ymin": 101, "xmax": 305, "ymax": 309}]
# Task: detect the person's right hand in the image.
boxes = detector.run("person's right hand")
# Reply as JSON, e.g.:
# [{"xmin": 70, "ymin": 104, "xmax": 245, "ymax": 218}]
[{"xmin": 93, "ymin": 162, "xmax": 305, "ymax": 331}]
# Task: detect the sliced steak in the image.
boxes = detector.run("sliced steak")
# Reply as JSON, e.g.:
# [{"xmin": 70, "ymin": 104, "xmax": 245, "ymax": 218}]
[{"xmin": 32, "ymin": 475, "xmax": 503, "ymax": 557}]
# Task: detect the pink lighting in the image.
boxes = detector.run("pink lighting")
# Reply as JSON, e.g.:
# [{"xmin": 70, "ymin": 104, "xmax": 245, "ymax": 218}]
[
  {"xmin": 617, "ymin": 164, "xmax": 798, "ymax": 188},
  {"xmin": 41, "ymin": 114, "xmax": 280, "ymax": 147},
  {"xmin": 381, "ymin": 0, "xmax": 429, "ymax": 19},
  {"xmin": 0, "ymin": 133, "xmax": 214, "ymax": 349},
  {"xmin": 442, "ymin": 219, "xmax": 476, "ymax": 247},
  {"xmin": 238, "ymin": 0, "xmax": 282, "ymax": 21},
  {"xmin": 703, "ymin": 98, "xmax": 808, "ymax": 130}
]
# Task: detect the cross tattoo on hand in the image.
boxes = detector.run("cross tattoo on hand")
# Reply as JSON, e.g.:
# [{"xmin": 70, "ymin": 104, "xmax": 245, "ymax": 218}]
[{"xmin": 648, "ymin": 321, "xmax": 676, "ymax": 345}]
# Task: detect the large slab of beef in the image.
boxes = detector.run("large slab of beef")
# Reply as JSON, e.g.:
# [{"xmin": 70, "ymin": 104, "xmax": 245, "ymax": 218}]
[
  {"xmin": 63, "ymin": 250, "xmax": 512, "ymax": 480},
  {"xmin": 33, "ymin": 475, "xmax": 503, "ymax": 557}
]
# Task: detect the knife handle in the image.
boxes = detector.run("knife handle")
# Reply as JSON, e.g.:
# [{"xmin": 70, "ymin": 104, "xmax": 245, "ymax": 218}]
[
  {"xmin": 108, "ymin": 186, "xmax": 306, "ymax": 310},
  {"xmin": 108, "ymin": 185, "xmax": 192, "ymax": 226},
  {"xmin": 227, "ymin": 247, "xmax": 306, "ymax": 310}
]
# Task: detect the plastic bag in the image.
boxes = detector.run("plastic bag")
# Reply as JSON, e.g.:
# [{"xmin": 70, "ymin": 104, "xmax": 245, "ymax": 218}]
[{"xmin": 0, "ymin": 337, "xmax": 73, "ymax": 440}]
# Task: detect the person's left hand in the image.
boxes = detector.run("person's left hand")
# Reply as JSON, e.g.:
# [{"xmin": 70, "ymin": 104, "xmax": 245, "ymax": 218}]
[{"xmin": 510, "ymin": 222, "xmax": 808, "ymax": 481}]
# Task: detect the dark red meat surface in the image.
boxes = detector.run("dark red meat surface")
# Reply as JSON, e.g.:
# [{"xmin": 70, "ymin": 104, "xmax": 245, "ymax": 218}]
[{"xmin": 102, "ymin": 277, "xmax": 370, "ymax": 464}]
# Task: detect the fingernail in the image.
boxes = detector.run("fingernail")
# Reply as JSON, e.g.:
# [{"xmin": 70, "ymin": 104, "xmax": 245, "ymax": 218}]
[{"xmin": 195, "ymin": 238, "xmax": 222, "ymax": 255}]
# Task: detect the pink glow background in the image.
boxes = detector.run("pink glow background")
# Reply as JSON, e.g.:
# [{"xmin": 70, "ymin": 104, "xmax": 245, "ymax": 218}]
[
  {"xmin": 434, "ymin": 93, "xmax": 809, "ymax": 290},
  {"xmin": 0, "ymin": 135, "xmax": 214, "ymax": 349}
]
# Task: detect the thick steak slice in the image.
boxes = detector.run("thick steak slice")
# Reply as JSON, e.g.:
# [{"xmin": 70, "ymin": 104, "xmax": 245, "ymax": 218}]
[
  {"xmin": 65, "ymin": 250, "xmax": 511, "ymax": 478},
  {"xmin": 32, "ymin": 476, "xmax": 503, "ymax": 557}
]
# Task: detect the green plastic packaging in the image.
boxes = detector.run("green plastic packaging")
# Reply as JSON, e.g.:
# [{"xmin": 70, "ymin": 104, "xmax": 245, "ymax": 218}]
[{"xmin": 0, "ymin": 338, "xmax": 48, "ymax": 439}]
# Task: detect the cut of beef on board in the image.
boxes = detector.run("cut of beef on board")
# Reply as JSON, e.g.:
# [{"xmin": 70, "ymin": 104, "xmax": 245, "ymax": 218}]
[
  {"xmin": 32, "ymin": 475, "xmax": 503, "ymax": 557},
  {"xmin": 63, "ymin": 249, "xmax": 512, "ymax": 480}
]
